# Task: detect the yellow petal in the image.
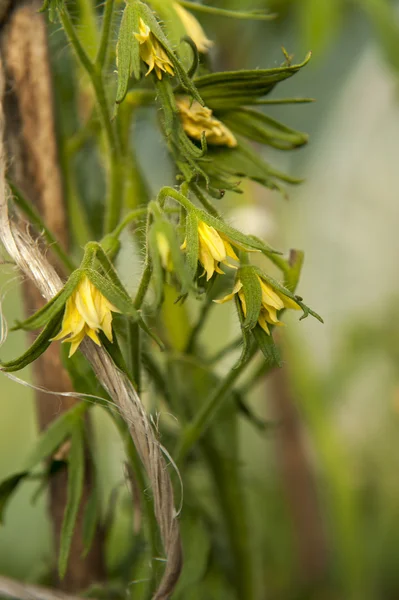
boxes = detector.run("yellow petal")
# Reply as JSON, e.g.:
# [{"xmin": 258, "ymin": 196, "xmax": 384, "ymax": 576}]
[
  {"xmin": 101, "ymin": 311, "xmax": 113, "ymax": 342},
  {"xmin": 75, "ymin": 277, "xmax": 102, "ymax": 330},
  {"xmin": 238, "ymin": 289, "xmax": 247, "ymax": 316},
  {"xmin": 258, "ymin": 277, "xmax": 285, "ymax": 311},
  {"xmin": 221, "ymin": 236, "xmax": 239, "ymax": 262},
  {"xmin": 257, "ymin": 312, "xmax": 271, "ymax": 335},
  {"xmin": 213, "ymin": 280, "xmax": 243, "ymax": 304},
  {"xmin": 281, "ymin": 293, "xmax": 301, "ymax": 310},
  {"xmin": 66, "ymin": 328, "xmax": 86, "ymax": 357},
  {"xmin": 173, "ymin": 3, "xmax": 213, "ymax": 54},
  {"xmin": 198, "ymin": 221, "xmax": 226, "ymax": 262},
  {"xmin": 199, "ymin": 242, "xmax": 216, "ymax": 280}
]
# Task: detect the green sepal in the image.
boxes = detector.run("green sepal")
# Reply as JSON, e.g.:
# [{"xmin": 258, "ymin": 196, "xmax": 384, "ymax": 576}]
[
  {"xmin": 115, "ymin": 1, "xmax": 141, "ymax": 104},
  {"xmin": 0, "ymin": 472, "xmax": 29, "ymax": 524},
  {"xmin": 252, "ymin": 266, "xmax": 323, "ymax": 324},
  {"xmin": 12, "ymin": 271, "xmax": 81, "ymax": 332},
  {"xmin": 203, "ymin": 142, "xmax": 302, "ymax": 196},
  {"xmin": 252, "ymin": 324, "xmax": 281, "ymax": 367},
  {"xmin": 184, "ymin": 210, "xmax": 199, "ymax": 278},
  {"xmin": 222, "ymin": 108, "xmax": 308, "ymax": 150},
  {"xmin": 58, "ymin": 422, "xmax": 85, "ymax": 579},
  {"xmin": 146, "ymin": 0, "xmax": 191, "ymax": 67},
  {"xmin": 233, "ymin": 295, "xmax": 255, "ymax": 369},
  {"xmin": 178, "ymin": 1, "xmax": 275, "ymax": 21},
  {"xmin": 85, "ymin": 269, "xmax": 139, "ymax": 319},
  {"xmin": 137, "ymin": 1, "xmax": 203, "ymax": 105},
  {"xmin": 237, "ymin": 266, "xmax": 262, "ymax": 331},
  {"xmin": 185, "ymin": 53, "xmax": 311, "ymax": 110},
  {"xmin": 0, "ymin": 312, "xmax": 63, "ymax": 373}
]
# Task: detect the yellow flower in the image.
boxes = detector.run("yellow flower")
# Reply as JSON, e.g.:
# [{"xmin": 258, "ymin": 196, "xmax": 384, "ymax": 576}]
[
  {"xmin": 176, "ymin": 97, "xmax": 237, "ymax": 148},
  {"xmin": 156, "ymin": 232, "xmax": 173, "ymax": 272},
  {"xmin": 181, "ymin": 220, "xmax": 239, "ymax": 280},
  {"xmin": 215, "ymin": 275, "xmax": 300, "ymax": 334},
  {"xmin": 52, "ymin": 277, "xmax": 120, "ymax": 357},
  {"xmin": 173, "ymin": 3, "xmax": 213, "ymax": 54},
  {"xmin": 134, "ymin": 18, "xmax": 175, "ymax": 80}
]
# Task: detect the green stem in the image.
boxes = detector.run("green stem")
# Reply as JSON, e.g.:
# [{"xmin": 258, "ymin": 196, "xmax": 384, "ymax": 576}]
[
  {"xmin": 190, "ymin": 184, "xmax": 221, "ymax": 218},
  {"xmin": 95, "ymin": 0, "xmax": 115, "ymax": 69},
  {"xmin": 175, "ymin": 345, "xmax": 257, "ymax": 463},
  {"xmin": 59, "ymin": 7, "xmax": 122, "ymax": 235},
  {"xmin": 134, "ymin": 263, "xmax": 153, "ymax": 310},
  {"xmin": 202, "ymin": 441, "xmax": 256, "ymax": 600},
  {"xmin": 110, "ymin": 207, "xmax": 148, "ymax": 239}
]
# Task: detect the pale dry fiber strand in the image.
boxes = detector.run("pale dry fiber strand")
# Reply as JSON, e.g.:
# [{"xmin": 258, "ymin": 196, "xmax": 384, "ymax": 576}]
[
  {"xmin": 0, "ymin": 62, "xmax": 182, "ymax": 599},
  {"xmin": 0, "ymin": 574, "xmax": 91, "ymax": 600}
]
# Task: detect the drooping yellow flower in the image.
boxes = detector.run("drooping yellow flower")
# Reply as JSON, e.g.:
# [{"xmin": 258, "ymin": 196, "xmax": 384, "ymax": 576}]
[
  {"xmin": 134, "ymin": 18, "xmax": 175, "ymax": 80},
  {"xmin": 176, "ymin": 97, "xmax": 237, "ymax": 148},
  {"xmin": 181, "ymin": 220, "xmax": 239, "ymax": 280},
  {"xmin": 215, "ymin": 275, "xmax": 300, "ymax": 334},
  {"xmin": 173, "ymin": 3, "xmax": 213, "ymax": 54},
  {"xmin": 52, "ymin": 277, "xmax": 120, "ymax": 357}
]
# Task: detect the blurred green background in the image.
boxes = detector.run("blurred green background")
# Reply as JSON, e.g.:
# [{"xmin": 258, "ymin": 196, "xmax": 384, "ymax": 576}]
[{"xmin": 2, "ymin": 0, "xmax": 399, "ymax": 598}]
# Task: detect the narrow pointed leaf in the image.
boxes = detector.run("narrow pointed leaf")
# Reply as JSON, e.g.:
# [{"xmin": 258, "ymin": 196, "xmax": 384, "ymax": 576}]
[
  {"xmin": 25, "ymin": 404, "xmax": 87, "ymax": 471},
  {"xmin": 82, "ymin": 483, "xmax": 100, "ymax": 557},
  {"xmin": 59, "ymin": 423, "xmax": 85, "ymax": 578},
  {"xmin": 0, "ymin": 472, "xmax": 29, "ymax": 524},
  {"xmin": 1, "ymin": 313, "xmax": 63, "ymax": 372}
]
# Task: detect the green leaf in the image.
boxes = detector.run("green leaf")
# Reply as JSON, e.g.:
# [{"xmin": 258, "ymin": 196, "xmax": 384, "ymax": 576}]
[
  {"xmin": 178, "ymin": 1, "xmax": 275, "ymax": 21},
  {"xmin": 0, "ymin": 472, "xmax": 29, "ymax": 524},
  {"xmin": 82, "ymin": 483, "xmax": 100, "ymax": 557},
  {"xmin": 252, "ymin": 325, "xmax": 281, "ymax": 367},
  {"xmin": 59, "ymin": 423, "xmax": 85, "ymax": 578},
  {"xmin": 25, "ymin": 404, "xmax": 87, "ymax": 471},
  {"xmin": 179, "ymin": 53, "xmax": 312, "ymax": 110},
  {"xmin": 237, "ymin": 266, "xmax": 262, "ymax": 330},
  {"xmin": 1, "ymin": 313, "xmax": 63, "ymax": 373},
  {"xmin": 115, "ymin": 1, "xmax": 140, "ymax": 103},
  {"xmin": 222, "ymin": 108, "xmax": 308, "ymax": 150},
  {"xmin": 173, "ymin": 512, "xmax": 211, "ymax": 596}
]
